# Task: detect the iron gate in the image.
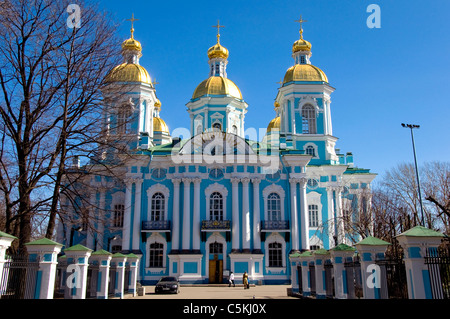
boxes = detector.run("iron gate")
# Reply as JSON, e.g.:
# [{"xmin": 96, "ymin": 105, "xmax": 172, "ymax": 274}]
[
  {"xmin": 425, "ymin": 244, "xmax": 450, "ymax": 299},
  {"xmin": 0, "ymin": 255, "xmax": 40, "ymax": 299}
]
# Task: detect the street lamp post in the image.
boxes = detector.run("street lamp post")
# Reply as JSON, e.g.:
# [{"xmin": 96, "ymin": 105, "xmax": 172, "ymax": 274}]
[{"xmin": 401, "ymin": 123, "xmax": 425, "ymax": 226}]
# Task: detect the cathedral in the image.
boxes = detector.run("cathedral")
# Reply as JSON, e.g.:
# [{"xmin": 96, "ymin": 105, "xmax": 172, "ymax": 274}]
[{"xmin": 56, "ymin": 17, "xmax": 376, "ymax": 285}]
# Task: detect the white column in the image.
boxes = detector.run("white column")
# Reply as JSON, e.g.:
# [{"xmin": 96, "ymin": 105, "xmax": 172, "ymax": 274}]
[
  {"xmin": 231, "ymin": 178, "xmax": 240, "ymax": 252},
  {"xmin": 252, "ymin": 178, "xmax": 261, "ymax": 252},
  {"xmin": 241, "ymin": 178, "xmax": 251, "ymax": 252},
  {"xmin": 122, "ymin": 178, "xmax": 133, "ymax": 252},
  {"xmin": 192, "ymin": 178, "xmax": 202, "ymax": 252},
  {"xmin": 182, "ymin": 178, "xmax": 191, "ymax": 251},
  {"xmin": 171, "ymin": 179, "xmax": 181, "ymax": 252},
  {"xmin": 299, "ymin": 178, "xmax": 310, "ymax": 251},
  {"xmin": 289, "ymin": 178, "xmax": 299, "ymax": 252},
  {"xmin": 327, "ymin": 100, "xmax": 333, "ymax": 136},
  {"xmin": 87, "ymin": 189, "xmax": 96, "ymax": 249},
  {"xmin": 132, "ymin": 178, "xmax": 143, "ymax": 251},
  {"xmin": 335, "ymin": 187, "xmax": 345, "ymax": 245},
  {"xmin": 326, "ymin": 187, "xmax": 336, "ymax": 247},
  {"xmin": 97, "ymin": 188, "xmax": 106, "ymax": 251},
  {"xmin": 322, "ymin": 97, "xmax": 329, "ymax": 135}
]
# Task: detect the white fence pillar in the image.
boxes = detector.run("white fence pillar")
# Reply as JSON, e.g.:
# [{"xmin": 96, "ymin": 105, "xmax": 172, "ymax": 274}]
[
  {"xmin": 313, "ymin": 249, "xmax": 330, "ymax": 299},
  {"xmin": 90, "ymin": 249, "xmax": 112, "ymax": 299},
  {"xmin": 329, "ymin": 244, "xmax": 356, "ymax": 299},
  {"xmin": 111, "ymin": 253, "xmax": 127, "ymax": 298},
  {"xmin": 64, "ymin": 244, "xmax": 93, "ymax": 299},
  {"xmin": 25, "ymin": 238, "xmax": 63, "ymax": 299},
  {"xmin": 355, "ymin": 236, "xmax": 391, "ymax": 299},
  {"xmin": 126, "ymin": 253, "xmax": 140, "ymax": 297},
  {"xmin": 396, "ymin": 226, "xmax": 444, "ymax": 299}
]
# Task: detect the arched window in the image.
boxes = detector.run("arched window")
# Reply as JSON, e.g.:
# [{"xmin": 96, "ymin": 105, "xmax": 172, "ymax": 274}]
[
  {"xmin": 149, "ymin": 242, "xmax": 164, "ymax": 268},
  {"xmin": 305, "ymin": 145, "xmax": 316, "ymax": 157},
  {"xmin": 231, "ymin": 125, "xmax": 238, "ymax": 134},
  {"xmin": 302, "ymin": 105, "xmax": 316, "ymax": 134},
  {"xmin": 268, "ymin": 242, "xmax": 283, "ymax": 267},
  {"xmin": 151, "ymin": 192, "xmax": 165, "ymax": 221},
  {"xmin": 212, "ymin": 122, "xmax": 222, "ymax": 131},
  {"xmin": 267, "ymin": 193, "xmax": 281, "ymax": 221},
  {"xmin": 209, "ymin": 192, "xmax": 223, "ymax": 221}
]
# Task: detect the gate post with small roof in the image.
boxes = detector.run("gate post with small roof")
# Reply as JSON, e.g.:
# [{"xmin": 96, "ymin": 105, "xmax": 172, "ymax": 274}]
[
  {"xmin": 25, "ymin": 238, "xmax": 63, "ymax": 299},
  {"xmin": 64, "ymin": 244, "xmax": 92, "ymax": 299},
  {"xmin": 329, "ymin": 244, "xmax": 356, "ymax": 299},
  {"xmin": 396, "ymin": 226, "xmax": 444, "ymax": 299},
  {"xmin": 90, "ymin": 249, "xmax": 112, "ymax": 299},
  {"xmin": 355, "ymin": 236, "xmax": 390, "ymax": 299}
]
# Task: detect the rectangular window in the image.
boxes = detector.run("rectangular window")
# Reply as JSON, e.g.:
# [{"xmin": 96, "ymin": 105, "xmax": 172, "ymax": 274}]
[
  {"xmin": 308, "ymin": 204, "xmax": 319, "ymax": 227},
  {"xmin": 113, "ymin": 204, "xmax": 124, "ymax": 228},
  {"xmin": 149, "ymin": 243, "xmax": 164, "ymax": 268},
  {"xmin": 268, "ymin": 242, "xmax": 283, "ymax": 267}
]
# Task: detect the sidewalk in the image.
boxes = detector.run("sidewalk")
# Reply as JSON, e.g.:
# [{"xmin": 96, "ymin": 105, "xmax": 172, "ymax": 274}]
[{"xmin": 126, "ymin": 284, "xmax": 296, "ymax": 299}]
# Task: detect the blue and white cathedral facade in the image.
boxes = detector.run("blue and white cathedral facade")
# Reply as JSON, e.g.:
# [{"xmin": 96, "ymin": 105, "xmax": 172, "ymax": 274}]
[{"xmin": 57, "ymin": 20, "xmax": 376, "ymax": 285}]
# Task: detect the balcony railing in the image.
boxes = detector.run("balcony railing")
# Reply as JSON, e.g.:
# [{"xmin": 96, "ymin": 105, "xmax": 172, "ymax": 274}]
[
  {"xmin": 142, "ymin": 220, "xmax": 171, "ymax": 232},
  {"xmin": 201, "ymin": 220, "xmax": 231, "ymax": 231},
  {"xmin": 261, "ymin": 220, "xmax": 289, "ymax": 232}
]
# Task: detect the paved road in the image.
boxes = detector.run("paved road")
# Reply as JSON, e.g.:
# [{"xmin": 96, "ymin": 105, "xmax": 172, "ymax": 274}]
[{"xmin": 126, "ymin": 284, "xmax": 297, "ymax": 299}]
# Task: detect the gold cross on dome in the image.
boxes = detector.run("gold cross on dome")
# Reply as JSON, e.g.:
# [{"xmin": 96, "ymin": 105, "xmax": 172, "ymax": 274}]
[
  {"xmin": 276, "ymin": 78, "xmax": 283, "ymax": 87},
  {"xmin": 295, "ymin": 15, "xmax": 308, "ymax": 39},
  {"xmin": 212, "ymin": 20, "xmax": 225, "ymax": 43},
  {"xmin": 127, "ymin": 13, "xmax": 139, "ymax": 38}
]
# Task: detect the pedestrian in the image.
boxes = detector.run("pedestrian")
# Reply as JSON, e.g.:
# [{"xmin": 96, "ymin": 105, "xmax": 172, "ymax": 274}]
[
  {"xmin": 243, "ymin": 271, "xmax": 249, "ymax": 289},
  {"xmin": 229, "ymin": 272, "xmax": 235, "ymax": 287}
]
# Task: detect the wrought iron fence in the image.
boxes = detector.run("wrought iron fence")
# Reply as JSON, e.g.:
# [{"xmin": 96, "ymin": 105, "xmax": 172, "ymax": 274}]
[
  {"xmin": 344, "ymin": 256, "xmax": 363, "ymax": 299},
  {"xmin": 0, "ymin": 254, "xmax": 40, "ymax": 299},
  {"xmin": 425, "ymin": 242, "xmax": 450, "ymax": 299},
  {"xmin": 324, "ymin": 259, "xmax": 335, "ymax": 298},
  {"xmin": 376, "ymin": 257, "xmax": 408, "ymax": 299}
]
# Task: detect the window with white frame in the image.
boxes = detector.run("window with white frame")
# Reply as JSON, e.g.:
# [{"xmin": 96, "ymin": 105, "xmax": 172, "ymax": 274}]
[
  {"xmin": 308, "ymin": 204, "xmax": 319, "ymax": 227},
  {"xmin": 268, "ymin": 242, "xmax": 283, "ymax": 267},
  {"xmin": 209, "ymin": 192, "xmax": 224, "ymax": 221},
  {"xmin": 302, "ymin": 104, "xmax": 316, "ymax": 134},
  {"xmin": 305, "ymin": 145, "xmax": 316, "ymax": 157},
  {"xmin": 267, "ymin": 193, "xmax": 281, "ymax": 221},
  {"xmin": 149, "ymin": 242, "xmax": 164, "ymax": 268},
  {"xmin": 113, "ymin": 204, "xmax": 124, "ymax": 228},
  {"xmin": 307, "ymin": 191, "xmax": 322, "ymax": 229},
  {"xmin": 151, "ymin": 192, "xmax": 165, "ymax": 221},
  {"xmin": 117, "ymin": 108, "xmax": 132, "ymax": 134}
]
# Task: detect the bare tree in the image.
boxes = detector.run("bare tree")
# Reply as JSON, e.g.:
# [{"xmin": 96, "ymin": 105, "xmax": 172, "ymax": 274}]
[{"xmin": 0, "ymin": 0, "xmax": 123, "ymax": 252}]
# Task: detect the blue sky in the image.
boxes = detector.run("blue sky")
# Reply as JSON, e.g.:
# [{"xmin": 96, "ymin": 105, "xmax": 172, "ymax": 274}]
[{"xmin": 97, "ymin": 0, "xmax": 450, "ymax": 179}]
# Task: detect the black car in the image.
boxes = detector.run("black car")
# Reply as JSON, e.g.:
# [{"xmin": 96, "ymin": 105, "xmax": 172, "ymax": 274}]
[{"xmin": 155, "ymin": 276, "xmax": 180, "ymax": 294}]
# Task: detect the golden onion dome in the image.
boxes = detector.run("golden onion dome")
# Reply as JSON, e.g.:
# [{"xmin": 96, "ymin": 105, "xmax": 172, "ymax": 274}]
[
  {"xmin": 283, "ymin": 64, "xmax": 328, "ymax": 84},
  {"xmin": 106, "ymin": 63, "xmax": 153, "ymax": 85},
  {"xmin": 154, "ymin": 99, "xmax": 161, "ymax": 108},
  {"xmin": 122, "ymin": 37, "xmax": 142, "ymax": 52},
  {"xmin": 267, "ymin": 116, "xmax": 280, "ymax": 132},
  {"xmin": 192, "ymin": 76, "xmax": 242, "ymax": 100},
  {"xmin": 274, "ymin": 101, "xmax": 280, "ymax": 108},
  {"xmin": 207, "ymin": 42, "xmax": 229, "ymax": 60},
  {"xmin": 153, "ymin": 117, "xmax": 169, "ymax": 133},
  {"xmin": 292, "ymin": 38, "xmax": 311, "ymax": 53}
]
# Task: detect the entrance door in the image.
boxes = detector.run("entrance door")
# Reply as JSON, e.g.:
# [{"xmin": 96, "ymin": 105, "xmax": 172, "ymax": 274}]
[{"xmin": 209, "ymin": 256, "xmax": 223, "ymax": 283}]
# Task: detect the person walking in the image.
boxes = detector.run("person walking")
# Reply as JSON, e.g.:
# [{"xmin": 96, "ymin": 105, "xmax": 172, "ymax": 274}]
[
  {"xmin": 243, "ymin": 271, "xmax": 249, "ymax": 289},
  {"xmin": 229, "ymin": 272, "xmax": 235, "ymax": 287}
]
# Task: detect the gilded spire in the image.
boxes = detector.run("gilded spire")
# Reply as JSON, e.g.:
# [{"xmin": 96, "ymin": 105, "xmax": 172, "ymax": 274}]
[
  {"xmin": 295, "ymin": 15, "xmax": 308, "ymax": 40},
  {"xmin": 212, "ymin": 20, "xmax": 225, "ymax": 44},
  {"xmin": 127, "ymin": 13, "xmax": 139, "ymax": 39},
  {"xmin": 207, "ymin": 20, "xmax": 229, "ymax": 60}
]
